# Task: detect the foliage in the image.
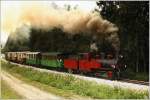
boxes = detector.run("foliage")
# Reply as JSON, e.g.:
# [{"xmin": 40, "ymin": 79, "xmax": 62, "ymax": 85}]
[
  {"xmin": 29, "ymin": 27, "xmax": 92, "ymax": 53},
  {"xmin": 96, "ymin": 1, "xmax": 149, "ymax": 73}
]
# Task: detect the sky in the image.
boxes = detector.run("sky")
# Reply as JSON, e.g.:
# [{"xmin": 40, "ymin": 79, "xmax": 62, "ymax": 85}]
[{"xmin": 0, "ymin": 0, "xmax": 97, "ymax": 47}]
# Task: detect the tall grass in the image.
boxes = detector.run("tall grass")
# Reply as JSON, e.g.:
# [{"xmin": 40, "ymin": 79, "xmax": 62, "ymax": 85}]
[{"xmin": 1, "ymin": 61, "xmax": 149, "ymax": 99}]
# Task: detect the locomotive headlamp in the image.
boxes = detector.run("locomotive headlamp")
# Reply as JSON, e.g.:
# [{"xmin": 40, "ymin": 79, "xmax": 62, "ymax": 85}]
[
  {"xmin": 111, "ymin": 65, "xmax": 115, "ymax": 68},
  {"xmin": 125, "ymin": 65, "xmax": 127, "ymax": 68},
  {"xmin": 119, "ymin": 55, "xmax": 123, "ymax": 58}
]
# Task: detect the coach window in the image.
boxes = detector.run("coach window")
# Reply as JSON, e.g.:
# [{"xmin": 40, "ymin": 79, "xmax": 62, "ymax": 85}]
[
  {"xmin": 22, "ymin": 54, "xmax": 24, "ymax": 58},
  {"xmin": 100, "ymin": 53, "xmax": 105, "ymax": 59},
  {"xmin": 96, "ymin": 55, "xmax": 100, "ymax": 59},
  {"xmin": 42, "ymin": 55, "xmax": 44, "ymax": 59},
  {"xmin": 43, "ymin": 55, "xmax": 46, "ymax": 59},
  {"xmin": 34, "ymin": 54, "xmax": 36, "ymax": 59},
  {"xmin": 29, "ymin": 54, "xmax": 30, "ymax": 59},
  {"xmin": 42, "ymin": 55, "xmax": 45, "ymax": 60},
  {"xmin": 45, "ymin": 55, "xmax": 48, "ymax": 59},
  {"xmin": 32, "ymin": 54, "xmax": 33, "ymax": 59},
  {"xmin": 48, "ymin": 55, "xmax": 50, "ymax": 59},
  {"xmin": 79, "ymin": 54, "xmax": 84, "ymax": 59},
  {"xmin": 30, "ymin": 54, "xmax": 31, "ymax": 59},
  {"xmin": 35, "ymin": 54, "xmax": 36, "ymax": 59}
]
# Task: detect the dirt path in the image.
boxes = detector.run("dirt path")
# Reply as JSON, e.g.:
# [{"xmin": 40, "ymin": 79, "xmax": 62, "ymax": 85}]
[{"xmin": 1, "ymin": 71, "xmax": 65, "ymax": 100}]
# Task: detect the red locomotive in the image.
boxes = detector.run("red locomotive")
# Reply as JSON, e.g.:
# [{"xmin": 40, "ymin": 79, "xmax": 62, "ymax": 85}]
[{"xmin": 62, "ymin": 52, "xmax": 123, "ymax": 79}]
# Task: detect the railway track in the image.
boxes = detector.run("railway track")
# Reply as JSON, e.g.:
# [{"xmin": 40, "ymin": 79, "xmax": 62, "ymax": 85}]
[
  {"xmin": 92, "ymin": 76, "xmax": 149, "ymax": 86},
  {"xmin": 121, "ymin": 79, "xmax": 149, "ymax": 86},
  {"xmin": 81, "ymin": 74, "xmax": 149, "ymax": 86}
]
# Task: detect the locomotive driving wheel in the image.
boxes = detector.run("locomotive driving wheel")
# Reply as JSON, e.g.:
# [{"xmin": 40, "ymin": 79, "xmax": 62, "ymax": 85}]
[
  {"xmin": 117, "ymin": 68, "xmax": 121, "ymax": 79},
  {"xmin": 68, "ymin": 69, "xmax": 73, "ymax": 74},
  {"xmin": 113, "ymin": 68, "xmax": 121, "ymax": 80},
  {"xmin": 80, "ymin": 71, "xmax": 84, "ymax": 75}
]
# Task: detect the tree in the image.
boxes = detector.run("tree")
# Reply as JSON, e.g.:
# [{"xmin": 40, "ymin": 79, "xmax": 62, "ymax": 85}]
[{"xmin": 96, "ymin": 1, "xmax": 149, "ymax": 73}]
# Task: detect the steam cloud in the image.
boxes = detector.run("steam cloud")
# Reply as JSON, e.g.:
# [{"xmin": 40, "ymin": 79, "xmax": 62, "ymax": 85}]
[{"xmin": 2, "ymin": 2, "xmax": 120, "ymax": 51}]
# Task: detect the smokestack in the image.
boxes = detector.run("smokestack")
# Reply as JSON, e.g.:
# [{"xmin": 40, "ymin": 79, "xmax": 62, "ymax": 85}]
[{"xmin": 90, "ymin": 42, "xmax": 98, "ymax": 52}]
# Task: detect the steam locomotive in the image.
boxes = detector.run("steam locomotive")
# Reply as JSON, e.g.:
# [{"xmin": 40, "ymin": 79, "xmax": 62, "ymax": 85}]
[{"xmin": 5, "ymin": 51, "xmax": 126, "ymax": 79}]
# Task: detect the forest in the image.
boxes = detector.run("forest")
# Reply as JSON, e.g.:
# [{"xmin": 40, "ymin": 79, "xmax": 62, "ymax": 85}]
[{"xmin": 3, "ymin": 1, "xmax": 149, "ymax": 77}]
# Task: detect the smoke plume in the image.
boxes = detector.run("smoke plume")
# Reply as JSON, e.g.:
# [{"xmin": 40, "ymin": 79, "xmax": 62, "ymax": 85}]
[{"xmin": 2, "ymin": 1, "xmax": 120, "ymax": 51}]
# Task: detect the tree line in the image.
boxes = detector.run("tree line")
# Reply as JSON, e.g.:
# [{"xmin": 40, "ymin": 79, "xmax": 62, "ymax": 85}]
[{"xmin": 96, "ymin": 1, "xmax": 149, "ymax": 73}]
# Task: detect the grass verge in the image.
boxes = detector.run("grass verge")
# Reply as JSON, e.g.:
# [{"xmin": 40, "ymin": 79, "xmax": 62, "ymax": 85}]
[
  {"xmin": 131, "ymin": 72, "xmax": 149, "ymax": 81},
  {"xmin": 1, "ymin": 60, "xmax": 149, "ymax": 99},
  {"xmin": 125, "ymin": 68, "xmax": 149, "ymax": 81},
  {"xmin": 1, "ymin": 79, "xmax": 23, "ymax": 99}
]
